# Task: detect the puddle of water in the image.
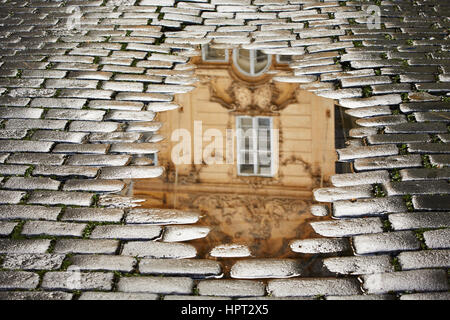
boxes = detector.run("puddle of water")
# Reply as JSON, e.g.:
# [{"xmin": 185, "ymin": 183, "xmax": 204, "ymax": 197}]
[
  {"xmin": 132, "ymin": 48, "xmax": 336, "ymax": 277},
  {"xmin": 133, "ymin": 186, "xmax": 332, "ymax": 278},
  {"xmin": 133, "ymin": 188, "xmax": 327, "ymax": 258}
]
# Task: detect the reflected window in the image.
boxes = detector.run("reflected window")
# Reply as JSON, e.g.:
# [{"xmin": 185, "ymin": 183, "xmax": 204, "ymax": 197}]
[
  {"xmin": 276, "ymin": 55, "xmax": 293, "ymax": 64},
  {"xmin": 236, "ymin": 116, "xmax": 274, "ymax": 177},
  {"xmin": 233, "ymin": 49, "xmax": 272, "ymax": 77},
  {"xmin": 202, "ymin": 44, "xmax": 229, "ymax": 62}
]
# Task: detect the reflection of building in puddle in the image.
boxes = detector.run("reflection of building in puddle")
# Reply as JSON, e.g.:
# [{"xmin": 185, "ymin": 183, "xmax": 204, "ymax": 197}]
[{"xmin": 133, "ymin": 47, "xmax": 336, "ymax": 261}]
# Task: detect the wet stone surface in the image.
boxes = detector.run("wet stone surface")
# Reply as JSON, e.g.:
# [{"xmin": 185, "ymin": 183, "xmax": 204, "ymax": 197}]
[{"xmin": 0, "ymin": 0, "xmax": 448, "ymax": 300}]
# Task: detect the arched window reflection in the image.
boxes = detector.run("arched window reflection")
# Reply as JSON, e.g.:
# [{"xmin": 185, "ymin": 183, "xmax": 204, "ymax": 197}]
[{"xmin": 233, "ymin": 49, "xmax": 271, "ymax": 77}]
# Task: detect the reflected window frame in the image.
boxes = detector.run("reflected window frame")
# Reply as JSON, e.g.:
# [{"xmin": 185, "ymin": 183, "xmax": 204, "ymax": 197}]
[
  {"xmin": 236, "ymin": 115, "xmax": 275, "ymax": 178},
  {"xmin": 233, "ymin": 49, "xmax": 272, "ymax": 77},
  {"xmin": 201, "ymin": 44, "xmax": 229, "ymax": 63},
  {"xmin": 276, "ymin": 54, "xmax": 293, "ymax": 64}
]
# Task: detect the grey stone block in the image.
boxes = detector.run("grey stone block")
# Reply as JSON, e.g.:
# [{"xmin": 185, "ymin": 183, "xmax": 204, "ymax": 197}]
[
  {"xmin": 53, "ymin": 239, "xmax": 119, "ymax": 255},
  {"xmin": 0, "ymin": 107, "xmax": 43, "ymax": 119},
  {"xmin": 31, "ymin": 130, "xmax": 87, "ymax": 144},
  {"xmin": 99, "ymin": 166, "xmax": 163, "ymax": 179},
  {"xmin": 30, "ymin": 98, "xmax": 86, "ymax": 109},
  {"xmin": 90, "ymin": 225, "xmax": 162, "ymax": 240},
  {"xmin": 389, "ymin": 212, "xmax": 450, "ymax": 231},
  {"xmin": 290, "ymin": 238, "xmax": 350, "ymax": 254},
  {"xmin": 61, "ymin": 208, "xmax": 124, "ymax": 223},
  {"xmin": 45, "ymin": 109, "xmax": 105, "ymax": 121},
  {"xmin": 311, "ymin": 218, "xmax": 384, "ymax": 237},
  {"xmin": 0, "ymin": 190, "xmax": 26, "ymax": 204},
  {"xmin": 21, "ymin": 221, "xmax": 87, "ymax": 237},
  {"xmin": 139, "ymin": 259, "xmax": 222, "ymax": 278},
  {"xmin": 118, "ymin": 276, "xmax": 194, "ymax": 294},
  {"xmin": 0, "ymin": 165, "xmax": 29, "ymax": 176},
  {"xmin": 3, "ymin": 177, "xmax": 60, "ymax": 191},
  {"xmin": 325, "ymin": 294, "xmax": 395, "ymax": 300},
  {"xmin": 27, "ymin": 191, "xmax": 93, "ymax": 207},
  {"xmin": 412, "ymin": 195, "xmax": 450, "ymax": 211},
  {"xmin": 354, "ymin": 154, "xmax": 423, "ymax": 171},
  {"xmin": 70, "ymin": 255, "xmax": 136, "ymax": 272},
  {"xmin": 309, "ymin": 205, "xmax": 329, "ymax": 217},
  {"xmin": 105, "ymin": 110, "xmax": 155, "ymax": 122},
  {"xmin": 0, "ymin": 291, "xmax": 73, "ymax": 300},
  {"xmin": 362, "ymin": 269, "xmax": 448, "ymax": 294},
  {"xmin": 0, "ymin": 239, "xmax": 51, "ymax": 254},
  {"xmin": 400, "ymin": 168, "xmax": 450, "ymax": 181},
  {"xmin": 69, "ymin": 121, "xmax": 120, "ymax": 133},
  {"xmin": 62, "ymin": 179, "xmax": 125, "ymax": 193},
  {"xmin": 2, "ymin": 253, "xmax": 65, "ymax": 270},
  {"xmin": 230, "ymin": 259, "xmax": 303, "ymax": 279},
  {"xmin": 398, "ymin": 250, "xmax": 450, "ymax": 270},
  {"xmin": 367, "ymin": 134, "xmax": 431, "ymax": 145},
  {"xmin": 423, "ymin": 229, "xmax": 450, "ymax": 249},
  {"xmin": 109, "ymin": 143, "xmax": 159, "ymax": 154},
  {"xmin": 88, "ymin": 132, "xmax": 142, "ymax": 143},
  {"xmin": 6, "ymin": 153, "xmax": 65, "ymax": 165},
  {"xmin": 429, "ymin": 155, "xmax": 450, "ymax": 167},
  {"xmin": 330, "ymin": 170, "xmax": 390, "ymax": 187},
  {"xmin": 267, "ymin": 278, "xmax": 361, "ymax": 297},
  {"xmin": 385, "ymin": 122, "xmax": 448, "ymax": 134},
  {"xmin": 0, "ymin": 140, "xmax": 53, "ymax": 153},
  {"xmin": 66, "ymin": 154, "xmax": 131, "ymax": 167},
  {"xmin": 198, "ymin": 280, "xmax": 265, "ymax": 297},
  {"xmin": 162, "ymin": 226, "xmax": 210, "ymax": 242},
  {"xmin": 79, "ymin": 292, "xmax": 158, "ymax": 300},
  {"xmin": 122, "ymin": 241, "xmax": 197, "ymax": 259},
  {"xmin": 0, "ymin": 221, "xmax": 17, "ymax": 236},
  {"xmin": 41, "ymin": 271, "xmax": 114, "ymax": 291},
  {"xmin": 313, "ymin": 185, "xmax": 373, "ymax": 202},
  {"xmin": 333, "ymin": 196, "xmax": 407, "ymax": 218},
  {"xmin": 52, "ymin": 143, "xmax": 109, "ymax": 155},
  {"xmin": 0, "ymin": 271, "xmax": 40, "ymax": 290},
  {"xmin": 400, "ymin": 292, "xmax": 450, "ymax": 300},
  {"xmin": 323, "ymin": 255, "xmax": 394, "ymax": 275},
  {"xmin": 165, "ymin": 295, "xmax": 231, "ymax": 300},
  {"xmin": 88, "ymin": 100, "xmax": 143, "ymax": 111},
  {"xmin": 32, "ymin": 165, "xmax": 99, "ymax": 178},
  {"xmin": 353, "ymin": 231, "xmax": 421, "ymax": 255},
  {"xmin": 0, "ymin": 129, "xmax": 28, "ymax": 139},
  {"xmin": 126, "ymin": 208, "xmax": 200, "ymax": 225},
  {"xmin": 210, "ymin": 244, "xmax": 252, "ymax": 258}
]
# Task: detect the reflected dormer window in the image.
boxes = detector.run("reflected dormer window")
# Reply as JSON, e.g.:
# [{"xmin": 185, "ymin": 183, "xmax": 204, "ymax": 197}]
[
  {"xmin": 233, "ymin": 49, "xmax": 272, "ymax": 77},
  {"xmin": 202, "ymin": 44, "xmax": 229, "ymax": 62},
  {"xmin": 276, "ymin": 55, "xmax": 293, "ymax": 64}
]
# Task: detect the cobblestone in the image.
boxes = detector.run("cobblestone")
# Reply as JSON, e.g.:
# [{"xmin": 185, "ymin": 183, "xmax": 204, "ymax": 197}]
[
  {"xmin": 53, "ymin": 239, "xmax": 119, "ymax": 255},
  {"xmin": 230, "ymin": 259, "xmax": 303, "ymax": 279},
  {"xmin": 198, "ymin": 280, "xmax": 265, "ymax": 297},
  {"xmin": 122, "ymin": 241, "xmax": 197, "ymax": 259},
  {"xmin": 353, "ymin": 231, "xmax": 421, "ymax": 255},
  {"xmin": 267, "ymin": 278, "xmax": 361, "ymax": 297},
  {"xmin": 0, "ymin": 271, "xmax": 40, "ymax": 290},
  {"xmin": 139, "ymin": 259, "xmax": 222, "ymax": 279},
  {"xmin": 362, "ymin": 269, "xmax": 448, "ymax": 294},
  {"xmin": 90, "ymin": 225, "xmax": 162, "ymax": 240},
  {"xmin": 118, "ymin": 276, "xmax": 194, "ymax": 295},
  {"xmin": 41, "ymin": 271, "xmax": 114, "ymax": 291},
  {"xmin": 290, "ymin": 238, "xmax": 350, "ymax": 254},
  {"xmin": 70, "ymin": 255, "xmax": 136, "ymax": 272},
  {"xmin": 2, "ymin": 254, "xmax": 65, "ymax": 271},
  {"xmin": 0, "ymin": 0, "xmax": 448, "ymax": 300}
]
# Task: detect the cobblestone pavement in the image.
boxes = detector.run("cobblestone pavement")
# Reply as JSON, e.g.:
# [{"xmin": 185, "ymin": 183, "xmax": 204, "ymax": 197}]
[{"xmin": 0, "ymin": 0, "xmax": 449, "ymax": 300}]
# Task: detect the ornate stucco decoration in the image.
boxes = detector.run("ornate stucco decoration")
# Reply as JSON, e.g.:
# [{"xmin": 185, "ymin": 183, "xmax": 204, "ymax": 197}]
[
  {"xmin": 210, "ymin": 78, "xmax": 299, "ymax": 115},
  {"xmin": 162, "ymin": 161, "xmax": 204, "ymax": 185}
]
